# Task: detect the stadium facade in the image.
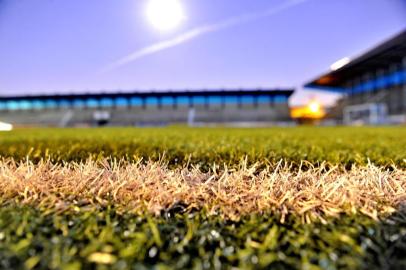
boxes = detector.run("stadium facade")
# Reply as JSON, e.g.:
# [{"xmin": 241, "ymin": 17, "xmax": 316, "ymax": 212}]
[
  {"xmin": 305, "ymin": 30, "xmax": 406, "ymax": 125},
  {"xmin": 0, "ymin": 89, "xmax": 294, "ymax": 127}
]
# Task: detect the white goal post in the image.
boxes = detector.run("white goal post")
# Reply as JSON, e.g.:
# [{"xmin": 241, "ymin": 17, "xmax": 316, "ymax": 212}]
[{"xmin": 343, "ymin": 103, "xmax": 387, "ymax": 125}]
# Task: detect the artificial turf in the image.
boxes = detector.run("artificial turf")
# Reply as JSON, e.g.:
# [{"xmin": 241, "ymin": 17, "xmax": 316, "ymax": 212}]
[
  {"xmin": 0, "ymin": 205, "xmax": 405, "ymax": 270},
  {"xmin": 0, "ymin": 127, "xmax": 405, "ymax": 169},
  {"xmin": 0, "ymin": 126, "xmax": 405, "ymax": 269}
]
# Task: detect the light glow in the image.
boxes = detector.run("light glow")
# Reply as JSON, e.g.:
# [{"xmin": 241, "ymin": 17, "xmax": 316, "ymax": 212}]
[
  {"xmin": 146, "ymin": 0, "xmax": 185, "ymax": 31},
  {"xmin": 0, "ymin": 121, "xmax": 13, "ymax": 131},
  {"xmin": 103, "ymin": 0, "xmax": 309, "ymax": 71},
  {"xmin": 290, "ymin": 99, "xmax": 325, "ymax": 120},
  {"xmin": 330, "ymin": 57, "xmax": 351, "ymax": 71},
  {"xmin": 308, "ymin": 100, "xmax": 321, "ymax": 114}
]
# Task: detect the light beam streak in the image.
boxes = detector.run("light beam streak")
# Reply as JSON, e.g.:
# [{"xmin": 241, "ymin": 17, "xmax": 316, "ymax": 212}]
[{"xmin": 102, "ymin": 0, "xmax": 309, "ymax": 72}]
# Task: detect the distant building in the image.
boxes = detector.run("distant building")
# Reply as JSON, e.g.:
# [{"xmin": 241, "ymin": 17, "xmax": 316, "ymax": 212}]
[
  {"xmin": 0, "ymin": 89, "xmax": 294, "ymax": 127},
  {"xmin": 305, "ymin": 30, "xmax": 406, "ymax": 125}
]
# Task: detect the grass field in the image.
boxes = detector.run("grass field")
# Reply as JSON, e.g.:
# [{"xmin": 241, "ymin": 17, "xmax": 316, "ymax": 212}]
[
  {"xmin": 1, "ymin": 127, "xmax": 405, "ymax": 168},
  {"xmin": 0, "ymin": 127, "xmax": 405, "ymax": 269}
]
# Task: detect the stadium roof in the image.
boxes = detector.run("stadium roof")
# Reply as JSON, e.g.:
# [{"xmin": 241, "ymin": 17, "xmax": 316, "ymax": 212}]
[
  {"xmin": 304, "ymin": 29, "xmax": 406, "ymax": 91},
  {"xmin": 0, "ymin": 88, "xmax": 294, "ymax": 101}
]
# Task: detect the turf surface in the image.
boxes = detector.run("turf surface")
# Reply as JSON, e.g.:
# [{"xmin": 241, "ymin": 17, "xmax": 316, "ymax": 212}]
[
  {"xmin": 0, "ymin": 126, "xmax": 405, "ymax": 269},
  {"xmin": 0, "ymin": 127, "xmax": 405, "ymax": 168},
  {"xmin": 0, "ymin": 205, "xmax": 405, "ymax": 270}
]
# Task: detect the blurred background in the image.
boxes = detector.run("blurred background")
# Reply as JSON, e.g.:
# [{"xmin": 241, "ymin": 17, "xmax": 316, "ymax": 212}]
[{"xmin": 0, "ymin": 0, "xmax": 405, "ymax": 128}]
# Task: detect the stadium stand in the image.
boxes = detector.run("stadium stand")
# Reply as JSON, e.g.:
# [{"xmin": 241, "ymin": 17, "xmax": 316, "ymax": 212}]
[{"xmin": 0, "ymin": 89, "xmax": 294, "ymax": 127}]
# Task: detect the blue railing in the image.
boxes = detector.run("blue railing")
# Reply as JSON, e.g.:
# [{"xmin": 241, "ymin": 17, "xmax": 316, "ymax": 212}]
[
  {"xmin": 350, "ymin": 69, "xmax": 406, "ymax": 95},
  {"xmin": 0, "ymin": 94, "xmax": 288, "ymax": 111}
]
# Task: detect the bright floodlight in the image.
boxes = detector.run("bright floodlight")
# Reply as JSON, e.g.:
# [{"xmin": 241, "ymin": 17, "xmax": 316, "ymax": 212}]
[
  {"xmin": 330, "ymin": 57, "xmax": 351, "ymax": 71},
  {"xmin": 0, "ymin": 121, "xmax": 12, "ymax": 131},
  {"xmin": 308, "ymin": 101, "xmax": 321, "ymax": 114},
  {"xmin": 146, "ymin": 0, "xmax": 185, "ymax": 31}
]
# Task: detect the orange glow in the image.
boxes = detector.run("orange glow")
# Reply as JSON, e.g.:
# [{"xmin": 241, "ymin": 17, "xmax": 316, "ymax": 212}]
[
  {"xmin": 317, "ymin": 76, "xmax": 333, "ymax": 84},
  {"xmin": 290, "ymin": 100, "xmax": 325, "ymax": 120}
]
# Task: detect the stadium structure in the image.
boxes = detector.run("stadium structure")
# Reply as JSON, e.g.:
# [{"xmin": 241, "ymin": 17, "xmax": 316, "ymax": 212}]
[
  {"xmin": 305, "ymin": 29, "xmax": 406, "ymax": 125},
  {"xmin": 0, "ymin": 89, "xmax": 294, "ymax": 127}
]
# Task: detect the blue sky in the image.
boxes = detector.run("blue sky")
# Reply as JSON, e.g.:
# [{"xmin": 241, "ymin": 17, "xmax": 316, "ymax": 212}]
[{"xmin": 0, "ymin": 0, "xmax": 405, "ymax": 105}]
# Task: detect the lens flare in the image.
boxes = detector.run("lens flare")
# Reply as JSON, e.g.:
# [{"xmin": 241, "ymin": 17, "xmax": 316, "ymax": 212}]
[
  {"xmin": 290, "ymin": 99, "xmax": 325, "ymax": 121},
  {"xmin": 146, "ymin": 0, "xmax": 185, "ymax": 31},
  {"xmin": 308, "ymin": 101, "xmax": 321, "ymax": 113}
]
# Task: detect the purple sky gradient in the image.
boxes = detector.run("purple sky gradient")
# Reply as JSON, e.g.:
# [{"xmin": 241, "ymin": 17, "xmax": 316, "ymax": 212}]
[{"xmin": 0, "ymin": 0, "xmax": 405, "ymax": 106}]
